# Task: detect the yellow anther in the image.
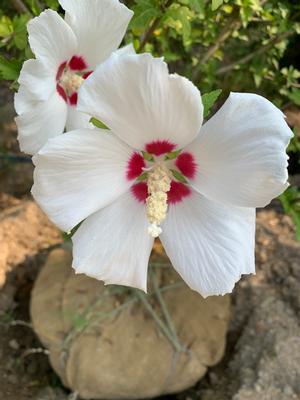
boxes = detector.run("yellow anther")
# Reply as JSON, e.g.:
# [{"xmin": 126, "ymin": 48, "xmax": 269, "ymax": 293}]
[
  {"xmin": 146, "ymin": 164, "xmax": 171, "ymax": 238},
  {"xmin": 60, "ymin": 70, "xmax": 84, "ymax": 95}
]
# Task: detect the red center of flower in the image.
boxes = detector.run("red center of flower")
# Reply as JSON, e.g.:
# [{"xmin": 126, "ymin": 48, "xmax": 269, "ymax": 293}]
[
  {"xmin": 128, "ymin": 139, "xmax": 196, "ymax": 204},
  {"xmin": 56, "ymin": 55, "xmax": 93, "ymax": 106}
]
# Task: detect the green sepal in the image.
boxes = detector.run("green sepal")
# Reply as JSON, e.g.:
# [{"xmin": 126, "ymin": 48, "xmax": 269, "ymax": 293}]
[
  {"xmin": 165, "ymin": 149, "xmax": 182, "ymax": 160},
  {"xmin": 141, "ymin": 151, "xmax": 154, "ymax": 162},
  {"xmin": 170, "ymin": 169, "xmax": 188, "ymax": 184},
  {"xmin": 89, "ymin": 117, "xmax": 109, "ymax": 130},
  {"xmin": 137, "ymin": 172, "xmax": 148, "ymax": 182}
]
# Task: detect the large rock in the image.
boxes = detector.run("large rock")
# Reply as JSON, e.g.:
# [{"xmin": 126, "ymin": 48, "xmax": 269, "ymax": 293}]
[{"xmin": 31, "ymin": 247, "xmax": 231, "ymax": 399}]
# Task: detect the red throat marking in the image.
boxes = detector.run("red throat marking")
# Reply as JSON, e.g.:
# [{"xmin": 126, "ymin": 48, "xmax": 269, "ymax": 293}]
[
  {"xmin": 56, "ymin": 55, "xmax": 92, "ymax": 106},
  {"xmin": 145, "ymin": 140, "xmax": 176, "ymax": 156},
  {"xmin": 127, "ymin": 152, "xmax": 145, "ymax": 180},
  {"xmin": 131, "ymin": 181, "xmax": 191, "ymax": 204}
]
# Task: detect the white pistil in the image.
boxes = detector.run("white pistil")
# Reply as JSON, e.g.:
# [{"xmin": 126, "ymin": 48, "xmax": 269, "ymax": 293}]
[
  {"xmin": 146, "ymin": 164, "xmax": 171, "ymax": 238},
  {"xmin": 60, "ymin": 70, "xmax": 84, "ymax": 95}
]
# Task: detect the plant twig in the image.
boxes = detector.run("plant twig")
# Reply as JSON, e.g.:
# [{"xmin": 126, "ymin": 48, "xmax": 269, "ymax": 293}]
[
  {"xmin": 138, "ymin": 0, "xmax": 173, "ymax": 52},
  {"xmin": 135, "ymin": 290, "xmax": 183, "ymax": 352},
  {"xmin": 11, "ymin": 0, "xmax": 30, "ymax": 14},
  {"xmin": 216, "ymin": 30, "xmax": 294, "ymax": 75},
  {"xmin": 192, "ymin": 14, "xmax": 241, "ymax": 82},
  {"xmin": 151, "ymin": 272, "xmax": 185, "ymax": 352}
]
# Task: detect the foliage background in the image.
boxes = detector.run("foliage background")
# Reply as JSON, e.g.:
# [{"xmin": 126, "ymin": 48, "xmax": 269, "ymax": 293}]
[{"xmin": 0, "ymin": 0, "xmax": 299, "ymax": 238}]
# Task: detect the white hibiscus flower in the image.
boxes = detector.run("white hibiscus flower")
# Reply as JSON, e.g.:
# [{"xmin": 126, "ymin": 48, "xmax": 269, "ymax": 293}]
[
  {"xmin": 32, "ymin": 53, "xmax": 293, "ymax": 297},
  {"xmin": 15, "ymin": 0, "xmax": 133, "ymax": 155}
]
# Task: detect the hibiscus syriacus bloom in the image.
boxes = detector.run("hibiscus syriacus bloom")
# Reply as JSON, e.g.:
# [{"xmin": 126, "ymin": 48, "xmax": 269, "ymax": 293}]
[
  {"xmin": 15, "ymin": 0, "xmax": 133, "ymax": 155},
  {"xmin": 32, "ymin": 53, "xmax": 293, "ymax": 297}
]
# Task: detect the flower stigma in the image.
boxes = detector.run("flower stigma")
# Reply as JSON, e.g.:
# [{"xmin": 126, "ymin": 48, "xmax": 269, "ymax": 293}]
[
  {"xmin": 128, "ymin": 141, "xmax": 196, "ymax": 237},
  {"xmin": 146, "ymin": 163, "xmax": 171, "ymax": 238},
  {"xmin": 56, "ymin": 56, "xmax": 92, "ymax": 106},
  {"xmin": 59, "ymin": 70, "xmax": 84, "ymax": 96}
]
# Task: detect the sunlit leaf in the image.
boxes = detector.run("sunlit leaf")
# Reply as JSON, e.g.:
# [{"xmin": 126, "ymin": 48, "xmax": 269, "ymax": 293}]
[
  {"xmin": 202, "ymin": 89, "xmax": 222, "ymax": 118},
  {"xmin": 212, "ymin": 0, "xmax": 223, "ymax": 11}
]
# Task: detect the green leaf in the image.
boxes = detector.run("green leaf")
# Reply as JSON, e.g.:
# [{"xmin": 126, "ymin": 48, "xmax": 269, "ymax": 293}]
[
  {"xmin": 170, "ymin": 169, "xmax": 188, "ymax": 184},
  {"xmin": 131, "ymin": 0, "xmax": 161, "ymax": 29},
  {"xmin": 0, "ymin": 16, "xmax": 13, "ymax": 38},
  {"xmin": 202, "ymin": 89, "xmax": 222, "ymax": 118},
  {"xmin": 212, "ymin": 0, "xmax": 223, "ymax": 11},
  {"xmin": 44, "ymin": 0, "xmax": 59, "ymax": 10},
  {"xmin": 190, "ymin": 0, "xmax": 205, "ymax": 14},
  {"xmin": 13, "ymin": 15, "xmax": 30, "ymax": 50},
  {"xmin": 0, "ymin": 57, "xmax": 21, "ymax": 81},
  {"xmin": 164, "ymin": 5, "xmax": 192, "ymax": 42},
  {"xmin": 89, "ymin": 117, "xmax": 109, "ymax": 130}
]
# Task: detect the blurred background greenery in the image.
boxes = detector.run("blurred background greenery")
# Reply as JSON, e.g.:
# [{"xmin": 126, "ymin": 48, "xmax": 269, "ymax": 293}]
[{"xmin": 0, "ymin": 0, "xmax": 299, "ymax": 238}]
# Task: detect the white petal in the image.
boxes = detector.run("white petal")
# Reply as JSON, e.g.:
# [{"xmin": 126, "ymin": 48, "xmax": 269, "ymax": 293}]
[
  {"xmin": 66, "ymin": 105, "xmax": 92, "ymax": 131},
  {"xmin": 14, "ymin": 85, "xmax": 38, "ymax": 115},
  {"xmin": 59, "ymin": 0, "xmax": 133, "ymax": 68},
  {"xmin": 114, "ymin": 43, "xmax": 136, "ymax": 56},
  {"xmin": 187, "ymin": 92, "xmax": 293, "ymax": 208},
  {"xmin": 160, "ymin": 191, "xmax": 256, "ymax": 298},
  {"xmin": 72, "ymin": 191, "xmax": 153, "ymax": 292},
  {"xmin": 32, "ymin": 130, "xmax": 133, "ymax": 232},
  {"xmin": 16, "ymin": 91, "xmax": 67, "ymax": 155},
  {"xmin": 78, "ymin": 53, "xmax": 203, "ymax": 150},
  {"xmin": 28, "ymin": 9, "xmax": 77, "ymax": 70},
  {"xmin": 18, "ymin": 59, "xmax": 55, "ymax": 101}
]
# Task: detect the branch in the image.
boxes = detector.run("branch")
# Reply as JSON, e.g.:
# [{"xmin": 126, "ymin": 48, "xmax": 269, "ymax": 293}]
[
  {"xmin": 216, "ymin": 30, "xmax": 294, "ymax": 75},
  {"xmin": 192, "ymin": 14, "xmax": 241, "ymax": 82},
  {"xmin": 202, "ymin": 20, "xmax": 240, "ymax": 65},
  {"xmin": 138, "ymin": 0, "xmax": 173, "ymax": 52},
  {"xmin": 11, "ymin": 0, "xmax": 30, "ymax": 14}
]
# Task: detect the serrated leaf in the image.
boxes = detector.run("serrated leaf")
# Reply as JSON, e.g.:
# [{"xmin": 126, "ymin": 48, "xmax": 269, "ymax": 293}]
[
  {"xmin": 202, "ymin": 89, "xmax": 222, "ymax": 118},
  {"xmin": 212, "ymin": 0, "xmax": 223, "ymax": 11},
  {"xmin": 89, "ymin": 117, "xmax": 109, "ymax": 130}
]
